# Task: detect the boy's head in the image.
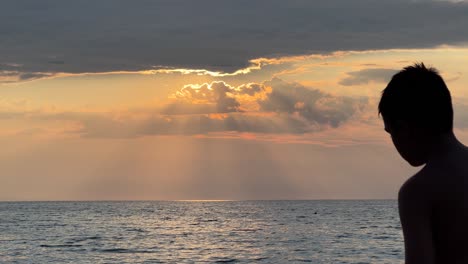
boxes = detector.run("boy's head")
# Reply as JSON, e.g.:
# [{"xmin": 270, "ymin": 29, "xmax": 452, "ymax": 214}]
[{"xmin": 379, "ymin": 63, "xmax": 453, "ymax": 166}]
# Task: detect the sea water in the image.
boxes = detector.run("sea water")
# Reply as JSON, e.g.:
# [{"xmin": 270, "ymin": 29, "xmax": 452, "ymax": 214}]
[{"xmin": 0, "ymin": 200, "xmax": 403, "ymax": 263}]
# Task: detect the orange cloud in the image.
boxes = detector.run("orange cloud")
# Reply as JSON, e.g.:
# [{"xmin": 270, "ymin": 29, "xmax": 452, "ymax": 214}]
[
  {"xmin": 170, "ymin": 81, "xmax": 270, "ymax": 113},
  {"xmin": 207, "ymin": 113, "xmax": 229, "ymax": 120}
]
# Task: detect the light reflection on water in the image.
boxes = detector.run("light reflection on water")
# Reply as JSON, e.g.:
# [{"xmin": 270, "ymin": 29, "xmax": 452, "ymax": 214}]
[{"xmin": 0, "ymin": 200, "xmax": 403, "ymax": 263}]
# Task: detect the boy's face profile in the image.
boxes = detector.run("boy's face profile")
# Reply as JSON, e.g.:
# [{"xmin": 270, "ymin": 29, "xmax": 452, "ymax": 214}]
[{"xmin": 383, "ymin": 117, "xmax": 427, "ymax": 167}]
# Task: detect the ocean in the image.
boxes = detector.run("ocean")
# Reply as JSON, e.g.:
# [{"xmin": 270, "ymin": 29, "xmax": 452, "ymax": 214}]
[{"xmin": 0, "ymin": 200, "xmax": 403, "ymax": 263}]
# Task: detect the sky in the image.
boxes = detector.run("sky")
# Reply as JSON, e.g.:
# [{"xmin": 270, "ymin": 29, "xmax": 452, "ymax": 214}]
[{"xmin": 1, "ymin": 0, "xmax": 468, "ymax": 201}]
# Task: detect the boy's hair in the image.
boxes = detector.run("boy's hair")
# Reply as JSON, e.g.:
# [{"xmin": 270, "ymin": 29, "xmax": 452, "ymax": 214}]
[{"xmin": 378, "ymin": 62, "xmax": 453, "ymax": 134}]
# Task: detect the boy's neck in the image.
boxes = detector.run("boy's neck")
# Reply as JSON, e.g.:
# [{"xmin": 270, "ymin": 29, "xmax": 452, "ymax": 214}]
[{"xmin": 426, "ymin": 131, "xmax": 464, "ymax": 164}]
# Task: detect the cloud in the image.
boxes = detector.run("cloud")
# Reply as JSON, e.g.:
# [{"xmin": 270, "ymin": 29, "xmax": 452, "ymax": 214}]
[
  {"xmin": 2, "ymin": 0, "xmax": 468, "ymax": 78},
  {"xmin": 18, "ymin": 72, "xmax": 55, "ymax": 81},
  {"xmin": 0, "ymin": 70, "xmax": 56, "ymax": 82},
  {"xmin": 166, "ymin": 81, "xmax": 269, "ymax": 114},
  {"xmin": 339, "ymin": 68, "xmax": 398, "ymax": 86},
  {"xmin": 168, "ymin": 79, "xmax": 368, "ymax": 129},
  {"xmin": 172, "ymin": 82, "xmax": 242, "ymax": 113},
  {"xmin": 0, "ymin": 78, "xmax": 368, "ymax": 137},
  {"xmin": 445, "ymin": 71, "xmax": 463, "ymax": 82},
  {"xmin": 260, "ymin": 78, "xmax": 368, "ymax": 127}
]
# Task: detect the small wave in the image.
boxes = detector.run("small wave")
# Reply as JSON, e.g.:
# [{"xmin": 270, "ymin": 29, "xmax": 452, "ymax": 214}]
[
  {"xmin": 99, "ymin": 248, "xmax": 131, "ymax": 253},
  {"xmin": 251, "ymin": 257, "xmax": 268, "ymax": 261},
  {"xmin": 70, "ymin": 235, "xmax": 102, "ymax": 243},
  {"xmin": 335, "ymin": 234, "xmax": 351, "ymax": 238},
  {"xmin": 235, "ymin": 228, "xmax": 260, "ymax": 232},
  {"xmin": 293, "ymin": 248, "xmax": 307, "ymax": 252},
  {"xmin": 40, "ymin": 244, "xmax": 83, "ymax": 248},
  {"xmin": 199, "ymin": 219, "xmax": 218, "ymax": 222},
  {"xmin": 98, "ymin": 248, "xmax": 155, "ymax": 254},
  {"xmin": 126, "ymin": 228, "xmax": 147, "ymax": 233},
  {"xmin": 374, "ymin": 235, "xmax": 391, "ymax": 240},
  {"xmin": 214, "ymin": 258, "xmax": 238, "ymax": 263}
]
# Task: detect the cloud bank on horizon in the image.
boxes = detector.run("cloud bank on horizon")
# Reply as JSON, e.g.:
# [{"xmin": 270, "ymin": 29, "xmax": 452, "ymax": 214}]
[{"xmin": 2, "ymin": 0, "xmax": 468, "ymax": 80}]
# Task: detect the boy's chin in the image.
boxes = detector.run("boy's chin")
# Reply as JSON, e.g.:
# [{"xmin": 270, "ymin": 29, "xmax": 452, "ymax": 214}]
[{"xmin": 406, "ymin": 158, "xmax": 426, "ymax": 167}]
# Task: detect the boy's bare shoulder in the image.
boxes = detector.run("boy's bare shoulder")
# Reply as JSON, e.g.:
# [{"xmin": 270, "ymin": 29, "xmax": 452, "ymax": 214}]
[
  {"xmin": 399, "ymin": 166, "xmax": 435, "ymax": 197},
  {"xmin": 400, "ymin": 146, "xmax": 468, "ymax": 203},
  {"xmin": 398, "ymin": 168, "xmax": 433, "ymax": 208}
]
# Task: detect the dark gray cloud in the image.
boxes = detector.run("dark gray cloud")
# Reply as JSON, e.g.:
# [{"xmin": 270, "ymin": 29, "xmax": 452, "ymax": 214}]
[
  {"xmin": 18, "ymin": 72, "xmax": 54, "ymax": 81},
  {"xmin": 2, "ymin": 0, "xmax": 468, "ymax": 76},
  {"xmin": 339, "ymin": 68, "xmax": 398, "ymax": 86},
  {"xmin": 0, "ymin": 70, "xmax": 55, "ymax": 82},
  {"xmin": 261, "ymin": 78, "xmax": 367, "ymax": 127}
]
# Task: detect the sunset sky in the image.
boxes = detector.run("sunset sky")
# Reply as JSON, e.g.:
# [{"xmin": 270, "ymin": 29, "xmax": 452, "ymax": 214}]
[{"xmin": 1, "ymin": 0, "xmax": 468, "ymax": 200}]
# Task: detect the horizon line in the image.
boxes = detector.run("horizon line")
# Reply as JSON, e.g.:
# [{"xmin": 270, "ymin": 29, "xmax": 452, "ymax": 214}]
[{"xmin": 0, "ymin": 198, "xmax": 397, "ymax": 203}]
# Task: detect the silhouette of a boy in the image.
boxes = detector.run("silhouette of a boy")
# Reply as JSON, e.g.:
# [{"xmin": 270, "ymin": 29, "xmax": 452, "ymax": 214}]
[{"xmin": 379, "ymin": 63, "xmax": 468, "ymax": 264}]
